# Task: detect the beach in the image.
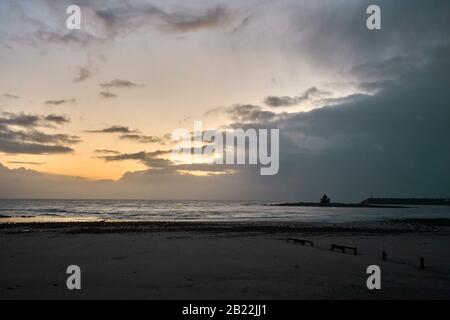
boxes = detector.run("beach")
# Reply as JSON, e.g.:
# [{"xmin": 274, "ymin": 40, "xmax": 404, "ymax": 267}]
[{"xmin": 1, "ymin": 219, "xmax": 450, "ymax": 299}]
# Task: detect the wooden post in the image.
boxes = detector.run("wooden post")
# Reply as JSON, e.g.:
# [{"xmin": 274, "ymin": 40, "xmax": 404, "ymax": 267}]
[
  {"xmin": 420, "ymin": 257, "xmax": 425, "ymax": 269},
  {"xmin": 382, "ymin": 251, "xmax": 387, "ymax": 261}
]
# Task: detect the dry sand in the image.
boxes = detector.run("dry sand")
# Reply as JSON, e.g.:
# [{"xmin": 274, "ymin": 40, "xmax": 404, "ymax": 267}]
[{"xmin": 1, "ymin": 220, "xmax": 450, "ymax": 299}]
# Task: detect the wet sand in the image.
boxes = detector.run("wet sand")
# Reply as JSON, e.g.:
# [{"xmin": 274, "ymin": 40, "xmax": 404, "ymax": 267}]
[{"xmin": 1, "ymin": 219, "xmax": 450, "ymax": 299}]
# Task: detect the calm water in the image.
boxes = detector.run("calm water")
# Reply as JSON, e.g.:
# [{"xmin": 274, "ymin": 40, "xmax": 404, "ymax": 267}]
[{"xmin": 1, "ymin": 199, "xmax": 450, "ymax": 223}]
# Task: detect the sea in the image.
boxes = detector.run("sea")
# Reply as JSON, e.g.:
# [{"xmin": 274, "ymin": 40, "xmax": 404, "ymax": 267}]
[{"xmin": 1, "ymin": 199, "xmax": 450, "ymax": 223}]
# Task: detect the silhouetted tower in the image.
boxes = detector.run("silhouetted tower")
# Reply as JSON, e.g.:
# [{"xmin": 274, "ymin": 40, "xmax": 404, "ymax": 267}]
[{"xmin": 320, "ymin": 194, "xmax": 331, "ymax": 205}]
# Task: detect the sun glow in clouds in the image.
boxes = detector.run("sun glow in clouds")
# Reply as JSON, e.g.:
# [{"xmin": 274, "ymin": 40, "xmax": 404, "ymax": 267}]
[{"xmin": 171, "ymin": 121, "xmax": 279, "ymax": 175}]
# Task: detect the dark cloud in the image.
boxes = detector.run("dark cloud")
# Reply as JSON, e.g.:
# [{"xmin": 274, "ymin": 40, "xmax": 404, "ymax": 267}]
[
  {"xmin": 206, "ymin": 104, "xmax": 282, "ymax": 123},
  {"xmin": 0, "ymin": 126, "xmax": 80, "ymax": 145},
  {"xmin": 283, "ymin": 0, "xmax": 450, "ymax": 77},
  {"xmin": 0, "ymin": 113, "xmax": 40, "ymax": 127},
  {"xmin": 74, "ymin": 66, "xmax": 92, "ymax": 83},
  {"xmin": 264, "ymin": 96, "xmax": 296, "ymax": 108},
  {"xmin": 8, "ymin": 161, "xmax": 45, "ymax": 165},
  {"xmin": 264, "ymin": 87, "xmax": 330, "ymax": 107},
  {"xmin": 226, "ymin": 104, "xmax": 276, "ymax": 123},
  {"xmin": 44, "ymin": 99, "xmax": 76, "ymax": 106},
  {"xmin": 98, "ymin": 151, "xmax": 148, "ymax": 162},
  {"xmin": 0, "ymin": 112, "xmax": 78, "ymax": 155},
  {"xmin": 86, "ymin": 125, "xmax": 136, "ymax": 134},
  {"xmin": 94, "ymin": 149, "xmax": 120, "ymax": 155},
  {"xmin": 0, "ymin": 112, "xmax": 70, "ymax": 128},
  {"xmin": 2, "ymin": 93, "xmax": 19, "ymax": 99},
  {"xmin": 0, "ymin": 140, "xmax": 73, "ymax": 155},
  {"xmin": 100, "ymin": 79, "xmax": 142, "ymax": 89},
  {"xmin": 97, "ymin": 150, "xmax": 172, "ymax": 169},
  {"xmin": 43, "ymin": 114, "xmax": 70, "ymax": 125},
  {"xmin": 119, "ymin": 134, "xmax": 164, "ymax": 144},
  {"xmin": 159, "ymin": 6, "xmax": 230, "ymax": 32},
  {"xmin": 99, "ymin": 91, "xmax": 117, "ymax": 98},
  {"xmin": 95, "ymin": 4, "xmax": 230, "ymax": 34},
  {"xmin": 12, "ymin": 2, "xmax": 233, "ymax": 48},
  {"xmin": 88, "ymin": 126, "xmax": 166, "ymax": 144},
  {"xmin": 0, "ymin": 163, "xmax": 116, "ymax": 199}
]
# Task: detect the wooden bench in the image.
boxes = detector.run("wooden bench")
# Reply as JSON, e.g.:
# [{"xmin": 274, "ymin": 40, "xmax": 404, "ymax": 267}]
[
  {"xmin": 330, "ymin": 244, "xmax": 357, "ymax": 255},
  {"xmin": 286, "ymin": 237, "xmax": 314, "ymax": 247}
]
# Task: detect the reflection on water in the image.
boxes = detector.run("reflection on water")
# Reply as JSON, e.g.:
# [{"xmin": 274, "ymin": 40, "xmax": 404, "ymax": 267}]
[{"xmin": 0, "ymin": 199, "xmax": 449, "ymax": 223}]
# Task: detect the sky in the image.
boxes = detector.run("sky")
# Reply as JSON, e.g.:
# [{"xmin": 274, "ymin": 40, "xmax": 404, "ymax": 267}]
[{"xmin": 0, "ymin": 0, "xmax": 449, "ymax": 201}]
